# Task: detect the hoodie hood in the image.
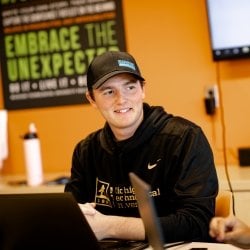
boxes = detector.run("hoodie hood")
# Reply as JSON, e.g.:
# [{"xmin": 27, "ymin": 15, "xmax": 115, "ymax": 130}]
[{"xmin": 99, "ymin": 103, "xmax": 172, "ymax": 154}]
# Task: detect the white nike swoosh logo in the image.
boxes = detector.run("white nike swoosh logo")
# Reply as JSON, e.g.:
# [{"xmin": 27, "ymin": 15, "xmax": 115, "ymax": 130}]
[
  {"xmin": 148, "ymin": 163, "xmax": 157, "ymax": 169},
  {"xmin": 147, "ymin": 159, "xmax": 161, "ymax": 170}
]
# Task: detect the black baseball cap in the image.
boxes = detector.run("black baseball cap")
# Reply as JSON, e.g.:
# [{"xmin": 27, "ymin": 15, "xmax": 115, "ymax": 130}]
[{"xmin": 87, "ymin": 51, "xmax": 145, "ymax": 90}]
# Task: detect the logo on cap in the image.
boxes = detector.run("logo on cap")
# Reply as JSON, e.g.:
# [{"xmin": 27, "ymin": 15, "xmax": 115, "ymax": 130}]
[{"xmin": 118, "ymin": 60, "xmax": 136, "ymax": 71}]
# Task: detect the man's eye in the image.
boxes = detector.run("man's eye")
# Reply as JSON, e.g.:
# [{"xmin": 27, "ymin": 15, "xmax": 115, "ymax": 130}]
[
  {"xmin": 126, "ymin": 82, "xmax": 138, "ymax": 89},
  {"xmin": 103, "ymin": 89, "xmax": 113, "ymax": 95}
]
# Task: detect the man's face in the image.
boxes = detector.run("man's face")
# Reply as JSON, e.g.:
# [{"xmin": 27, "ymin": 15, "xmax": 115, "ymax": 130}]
[{"xmin": 86, "ymin": 73, "xmax": 145, "ymax": 140}]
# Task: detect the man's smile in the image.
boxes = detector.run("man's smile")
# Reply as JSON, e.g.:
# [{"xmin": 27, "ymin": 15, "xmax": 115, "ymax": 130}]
[{"xmin": 114, "ymin": 108, "xmax": 132, "ymax": 113}]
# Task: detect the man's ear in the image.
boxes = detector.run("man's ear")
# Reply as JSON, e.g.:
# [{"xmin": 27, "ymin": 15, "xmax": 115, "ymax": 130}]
[{"xmin": 85, "ymin": 91, "xmax": 97, "ymax": 108}]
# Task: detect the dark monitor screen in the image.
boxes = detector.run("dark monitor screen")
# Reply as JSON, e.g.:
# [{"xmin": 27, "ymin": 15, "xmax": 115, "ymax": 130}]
[{"xmin": 206, "ymin": 0, "xmax": 250, "ymax": 61}]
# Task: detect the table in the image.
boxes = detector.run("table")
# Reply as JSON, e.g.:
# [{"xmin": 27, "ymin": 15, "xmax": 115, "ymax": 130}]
[
  {"xmin": 0, "ymin": 172, "xmax": 67, "ymax": 194},
  {"xmin": 146, "ymin": 241, "xmax": 242, "ymax": 249},
  {"xmin": 216, "ymin": 165, "xmax": 250, "ymax": 191},
  {"xmin": 170, "ymin": 242, "xmax": 241, "ymax": 249}
]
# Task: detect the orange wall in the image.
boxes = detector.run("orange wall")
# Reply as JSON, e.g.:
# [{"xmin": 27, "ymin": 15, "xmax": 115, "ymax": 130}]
[{"xmin": 1, "ymin": 0, "xmax": 250, "ymax": 175}]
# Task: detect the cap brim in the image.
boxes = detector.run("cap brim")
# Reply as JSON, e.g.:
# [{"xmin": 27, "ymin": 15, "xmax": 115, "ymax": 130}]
[{"xmin": 92, "ymin": 70, "xmax": 145, "ymax": 89}]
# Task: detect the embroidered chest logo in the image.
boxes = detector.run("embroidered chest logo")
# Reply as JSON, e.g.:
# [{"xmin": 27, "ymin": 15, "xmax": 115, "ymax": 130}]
[
  {"xmin": 95, "ymin": 179, "xmax": 112, "ymax": 207},
  {"xmin": 147, "ymin": 159, "xmax": 161, "ymax": 170}
]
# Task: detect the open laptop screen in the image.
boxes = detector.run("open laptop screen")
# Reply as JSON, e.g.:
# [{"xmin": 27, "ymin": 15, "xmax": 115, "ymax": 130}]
[
  {"xmin": 0, "ymin": 192, "xmax": 101, "ymax": 249},
  {"xmin": 0, "ymin": 192, "xmax": 148, "ymax": 250},
  {"xmin": 129, "ymin": 172, "xmax": 166, "ymax": 250}
]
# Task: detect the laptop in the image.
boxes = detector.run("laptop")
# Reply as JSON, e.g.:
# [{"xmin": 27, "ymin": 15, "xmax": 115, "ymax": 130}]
[
  {"xmin": 129, "ymin": 172, "xmax": 187, "ymax": 250},
  {"xmin": 0, "ymin": 192, "xmax": 148, "ymax": 250}
]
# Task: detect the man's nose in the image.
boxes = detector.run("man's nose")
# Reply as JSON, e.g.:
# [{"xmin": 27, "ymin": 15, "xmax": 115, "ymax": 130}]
[{"xmin": 115, "ymin": 90, "xmax": 126, "ymax": 103}]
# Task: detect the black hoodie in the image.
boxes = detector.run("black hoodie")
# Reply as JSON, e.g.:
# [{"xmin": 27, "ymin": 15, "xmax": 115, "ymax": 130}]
[{"xmin": 65, "ymin": 103, "xmax": 218, "ymax": 242}]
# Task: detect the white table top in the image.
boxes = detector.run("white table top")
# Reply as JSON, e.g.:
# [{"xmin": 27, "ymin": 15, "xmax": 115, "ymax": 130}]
[
  {"xmin": 146, "ymin": 241, "xmax": 242, "ymax": 250},
  {"xmin": 216, "ymin": 165, "xmax": 250, "ymax": 191},
  {"xmin": 0, "ymin": 172, "xmax": 67, "ymax": 194}
]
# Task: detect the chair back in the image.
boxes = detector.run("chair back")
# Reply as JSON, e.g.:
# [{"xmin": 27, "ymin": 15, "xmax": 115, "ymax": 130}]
[{"xmin": 215, "ymin": 190, "xmax": 233, "ymax": 217}]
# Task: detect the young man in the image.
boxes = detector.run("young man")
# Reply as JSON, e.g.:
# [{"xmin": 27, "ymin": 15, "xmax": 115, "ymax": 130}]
[
  {"xmin": 65, "ymin": 51, "xmax": 218, "ymax": 243},
  {"xmin": 209, "ymin": 216, "xmax": 250, "ymax": 249}
]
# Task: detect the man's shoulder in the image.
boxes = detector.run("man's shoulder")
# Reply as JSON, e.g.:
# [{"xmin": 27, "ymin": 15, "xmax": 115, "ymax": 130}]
[
  {"xmin": 161, "ymin": 115, "xmax": 202, "ymax": 136},
  {"xmin": 75, "ymin": 129, "xmax": 102, "ymax": 150}
]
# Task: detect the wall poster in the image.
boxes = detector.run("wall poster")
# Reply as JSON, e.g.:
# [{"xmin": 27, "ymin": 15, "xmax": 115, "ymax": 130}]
[{"xmin": 0, "ymin": 0, "xmax": 126, "ymax": 110}]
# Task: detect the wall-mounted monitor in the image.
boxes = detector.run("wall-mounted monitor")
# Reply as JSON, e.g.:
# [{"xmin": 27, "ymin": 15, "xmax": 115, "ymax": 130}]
[{"xmin": 206, "ymin": 0, "xmax": 250, "ymax": 61}]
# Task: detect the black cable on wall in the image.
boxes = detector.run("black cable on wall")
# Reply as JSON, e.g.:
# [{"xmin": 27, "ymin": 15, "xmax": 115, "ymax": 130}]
[{"xmin": 215, "ymin": 62, "xmax": 236, "ymax": 216}]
